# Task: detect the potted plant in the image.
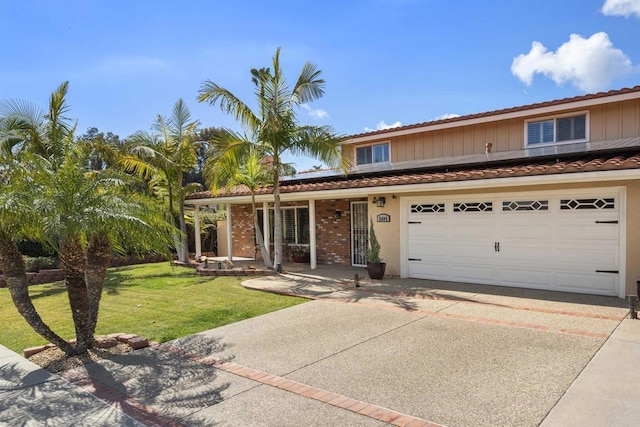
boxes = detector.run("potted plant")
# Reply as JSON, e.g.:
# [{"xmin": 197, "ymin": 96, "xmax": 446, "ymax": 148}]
[
  {"xmin": 366, "ymin": 219, "xmax": 386, "ymax": 279},
  {"xmin": 291, "ymin": 245, "xmax": 311, "ymax": 263}
]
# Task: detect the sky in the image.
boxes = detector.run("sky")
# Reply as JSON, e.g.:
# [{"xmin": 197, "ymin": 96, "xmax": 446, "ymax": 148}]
[{"xmin": 1, "ymin": 0, "xmax": 639, "ymax": 171}]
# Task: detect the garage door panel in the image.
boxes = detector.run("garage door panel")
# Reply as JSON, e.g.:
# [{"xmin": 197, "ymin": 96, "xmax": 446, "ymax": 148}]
[
  {"xmin": 555, "ymin": 272, "xmax": 617, "ymax": 295},
  {"xmin": 405, "ymin": 191, "xmax": 621, "ymax": 296},
  {"xmin": 498, "ymin": 268, "xmax": 552, "ymax": 287},
  {"xmin": 556, "ymin": 224, "xmax": 619, "ymax": 240},
  {"xmin": 500, "ymin": 224, "xmax": 553, "ymax": 240},
  {"xmin": 450, "ymin": 265, "xmax": 495, "ymax": 282}
]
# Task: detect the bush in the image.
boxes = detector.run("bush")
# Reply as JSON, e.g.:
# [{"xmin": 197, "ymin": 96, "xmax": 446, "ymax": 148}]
[{"xmin": 23, "ymin": 256, "xmax": 59, "ymax": 273}]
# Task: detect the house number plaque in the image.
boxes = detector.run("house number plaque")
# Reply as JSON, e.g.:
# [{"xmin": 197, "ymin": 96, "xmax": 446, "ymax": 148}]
[{"xmin": 377, "ymin": 213, "xmax": 391, "ymax": 223}]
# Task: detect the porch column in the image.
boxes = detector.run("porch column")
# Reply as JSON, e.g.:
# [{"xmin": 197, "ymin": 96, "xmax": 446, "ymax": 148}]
[
  {"xmin": 194, "ymin": 205, "xmax": 202, "ymax": 258},
  {"xmin": 226, "ymin": 203, "xmax": 233, "ymax": 261},
  {"xmin": 262, "ymin": 201, "xmax": 270, "ymax": 258},
  {"xmin": 309, "ymin": 199, "xmax": 317, "ymax": 270}
]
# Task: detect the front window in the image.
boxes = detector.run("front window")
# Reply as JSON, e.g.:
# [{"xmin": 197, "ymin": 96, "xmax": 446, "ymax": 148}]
[
  {"xmin": 526, "ymin": 113, "xmax": 587, "ymax": 146},
  {"xmin": 356, "ymin": 143, "xmax": 390, "ymax": 165},
  {"xmin": 257, "ymin": 207, "xmax": 309, "ymax": 244}
]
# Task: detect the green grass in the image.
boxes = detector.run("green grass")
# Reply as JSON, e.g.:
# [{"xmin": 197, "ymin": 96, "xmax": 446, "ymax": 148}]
[{"xmin": 0, "ymin": 262, "xmax": 306, "ymax": 353}]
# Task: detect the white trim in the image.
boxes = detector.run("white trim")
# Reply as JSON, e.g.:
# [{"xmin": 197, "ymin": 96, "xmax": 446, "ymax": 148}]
[
  {"xmin": 400, "ymin": 187, "xmax": 625, "ymax": 297},
  {"xmin": 619, "ymin": 187, "xmax": 627, "ymax": 299},
  {"xmin": 309, "ymin": 200, "xmax": 317, "ymax": 269},
  {"xmin": 186, "ymin": 169, "xmax": 640, "ymax": 206},
  {"xmin": 354, "ymin": 141, "xmax": 391, "ymax": 166},
  {"xmin": 345, "ymin": 91, "xmax": 640, "ymax": 144},
  {"xmin": 524, "ymin": 110, "xmax": 589, "ymax": 148},
  {"xmin": 262, "ymin": 201, "xmax": 270, "ymax": 258},
  {"xmin": 226, "ymin": 203, "xmax": 233, "ymax": 261},
  {"xmin": 194, "ymin": 206, "xmax": 201, "ymax": 258}
]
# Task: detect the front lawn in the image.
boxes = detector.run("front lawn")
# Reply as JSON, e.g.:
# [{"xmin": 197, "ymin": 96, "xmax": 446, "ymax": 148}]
[{"xmin": 0, "ymin": 262, "xmax": 306, "ymax": 353}]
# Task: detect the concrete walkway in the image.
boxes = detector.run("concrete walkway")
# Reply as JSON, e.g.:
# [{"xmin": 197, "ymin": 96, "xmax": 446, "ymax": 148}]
[{"xmin": 1, "ymin": 267, "xmax": 638, "ymax": 426}]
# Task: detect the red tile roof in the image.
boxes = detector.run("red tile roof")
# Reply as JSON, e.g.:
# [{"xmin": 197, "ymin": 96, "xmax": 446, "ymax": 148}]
[
  {"xmin": 347, "ymin": 86, "xmax": 640, "ymax": 140},
  {"xmin": 187, "ymin": 152, "xmax": 640, "ymax": 200}
]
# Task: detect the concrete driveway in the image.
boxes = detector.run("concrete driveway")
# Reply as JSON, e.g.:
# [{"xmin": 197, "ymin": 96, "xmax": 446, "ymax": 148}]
[{"xmin": 3, "ymin": 266, "xmax": 634, "ymax": 426}]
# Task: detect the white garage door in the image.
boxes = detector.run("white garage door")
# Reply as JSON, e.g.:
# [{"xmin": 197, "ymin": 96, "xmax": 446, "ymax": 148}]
[{"xmin": 405, "ymin": 190, "xmax": 622, "ymax": 296}]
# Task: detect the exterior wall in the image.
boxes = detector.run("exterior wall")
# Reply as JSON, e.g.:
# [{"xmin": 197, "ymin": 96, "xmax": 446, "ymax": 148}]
[
  {"xmin": 625, "ymin": 180, "xmax": 640, "ymax": 296},
  {"xmin": 345, "ymin": 99, "xmax": 640, "ymax": 168},
  {"xmin": 230, "ymin": 204, "xmax": 256, "ymax": 258}
]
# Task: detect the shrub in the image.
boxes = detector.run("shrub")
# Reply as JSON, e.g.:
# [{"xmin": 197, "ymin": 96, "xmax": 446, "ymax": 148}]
[{"xmin": 23, "ymin": 256, "xmax": 59, "ymax": 273}]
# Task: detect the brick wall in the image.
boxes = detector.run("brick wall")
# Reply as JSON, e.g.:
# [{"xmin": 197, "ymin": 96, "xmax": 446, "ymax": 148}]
[
  {"xmin": 229, "ymin": 198, "xmax": 367, "ymax": 265},
  {"xmin": 230, "ymin": 204, "xmax": 257, "ymax": 258}
]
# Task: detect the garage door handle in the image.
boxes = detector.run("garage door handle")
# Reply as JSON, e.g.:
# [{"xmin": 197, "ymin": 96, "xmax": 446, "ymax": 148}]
[
  {"xmin": 408, "ymin": 258, "xmax": 422, "ymax": 261},
  {"xmin": 408, "ymin": 221, "xmax": 422, "ymax": 224},
  {"xmin": 494, "ymin": 242, "xmax": 500, "ymax": 252},
  {"xmin": 595, "ymin": 220, "xmax": 618, "ymax": 224},
  {"xmin": 596, "ymin": 270, "xmax": 619, "ymax": 274}
]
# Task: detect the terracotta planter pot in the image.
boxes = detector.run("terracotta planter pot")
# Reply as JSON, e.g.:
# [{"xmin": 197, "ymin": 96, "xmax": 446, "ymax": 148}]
[
  {"xmin": 292, "ymin": 253, "xmax": 310, "ymax": 263},
  {"xmin": 366, "ymin": 262, "xmax": 386, "ymax": 280}
]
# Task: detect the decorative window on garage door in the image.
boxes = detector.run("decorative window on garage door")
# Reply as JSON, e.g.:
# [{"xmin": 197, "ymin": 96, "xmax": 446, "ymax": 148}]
[
  {"xmin": 502, "ymin": 200, "xmax": 549, "ymax": 211},
  {"xmin": 453, "ymin": 202, "xmax": 493, "ymax": 212},
  {"xmin": 560, "ymin": 198, "xmax": 615, "ymax": 210},
  {"xmin": 410, "ymin": 203, "xmax": 445, "ymax": 213}
]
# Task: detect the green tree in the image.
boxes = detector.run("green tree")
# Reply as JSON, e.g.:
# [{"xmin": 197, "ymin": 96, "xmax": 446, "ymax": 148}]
[
  {"xmin": 0, "ymin": 82, "xmax": 172, "ymax": 355},
  {"xmin": 122, "ymin": 99, "xmax": 201, "ymax": 263},
  {"xmin": 205, "ymin": 141, "xmax": 274, "ymax": 268},
  {"xmin": 198, "ymin": 48, "xmax": 347, "ymax": 269}
]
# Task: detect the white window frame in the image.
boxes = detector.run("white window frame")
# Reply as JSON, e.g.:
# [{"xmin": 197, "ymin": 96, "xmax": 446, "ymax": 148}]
[
  {"xmin": 354, "ymin": 141, "xmax": 391, "ymax": 166},
  {"xmin": 257, "ymin": 206, "xmax": 310, "ymax": 245},
  {"xmin": 524, "ymin": 111, "xmax": 589, "ymax": 148}
]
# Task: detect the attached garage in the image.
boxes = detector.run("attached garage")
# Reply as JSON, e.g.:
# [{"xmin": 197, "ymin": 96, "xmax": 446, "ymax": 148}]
[{"xmin": 402, "ymin": 188, "xmax": 624, "ymax": 296}]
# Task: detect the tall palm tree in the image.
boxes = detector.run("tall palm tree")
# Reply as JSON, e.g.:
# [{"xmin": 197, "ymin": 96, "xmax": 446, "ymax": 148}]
[
  {"xmin": 122, "ymin": 99, "xmax": 201, "ymax": 263},
  {"xmin": 198, "ymin": 48, "xmax": 347, "ymax": 269},
  {"xmin": 0, "ymin": 83, "xmax": 173, "ymax": 355}
]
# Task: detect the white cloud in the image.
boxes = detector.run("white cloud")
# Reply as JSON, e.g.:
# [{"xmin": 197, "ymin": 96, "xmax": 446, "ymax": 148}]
[
  {"xmin": 435, "ymin": 113, "xmax": 461, "ymax": 120},
  {"xmin": 364, "ymin": 120, "xmax": 403, "ymax": 132},
  {"xmin": 602, "ymin": 0, "xmax": 640, "ymax": 17},
  {"xmin": 511, "ymin": 32, "xmax": 636, "ymax": 92},
  {"xmin": 300, "ymin": 103, "xmax": 329, "ymax": 119}
]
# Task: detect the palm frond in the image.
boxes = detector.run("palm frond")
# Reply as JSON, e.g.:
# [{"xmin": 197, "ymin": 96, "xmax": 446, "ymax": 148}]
[{"xmin": 198, "ymin": 80, "xmax": 260, "ymax": 132}]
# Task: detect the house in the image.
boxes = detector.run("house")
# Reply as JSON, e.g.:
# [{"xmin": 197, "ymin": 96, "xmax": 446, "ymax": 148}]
[{"xmin": 186, "ymin": 86, "xmax": 640, "ymax": 298}]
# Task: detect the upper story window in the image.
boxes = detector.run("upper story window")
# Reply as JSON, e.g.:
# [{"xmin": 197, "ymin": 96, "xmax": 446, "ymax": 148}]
[
  {"xmin": 356, "ymin": 142, "xmax": 390, "ymax": 165},
  {"xmin": 526, "ymin": 113, "xmax": 587, "ymax": 147}
]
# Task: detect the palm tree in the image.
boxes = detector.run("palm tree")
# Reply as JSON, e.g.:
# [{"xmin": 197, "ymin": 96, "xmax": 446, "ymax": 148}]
[
  {"xmin": 122, "ymin": 99, "xmax": 201, "ymax": 263},
  {"xmin": 198, "ymin": 48, "xmax": 347, "ymax": 269},
  {"xmin": 205, "ymin": 140, "xmax": 274, "ymax": 268},
  {"xmin": 0, "ymin": 83, "xmax": 173, "ymax": 355}
]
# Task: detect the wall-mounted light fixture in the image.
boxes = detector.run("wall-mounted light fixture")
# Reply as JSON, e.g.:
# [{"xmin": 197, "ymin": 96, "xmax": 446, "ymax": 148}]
[
  {"xmin": 334, "ymin": 209, "xmax": 342, "ymax": 219},
  {"xmin": 373, "ymin": 196, "xmax": 386, "ymax": 207}
]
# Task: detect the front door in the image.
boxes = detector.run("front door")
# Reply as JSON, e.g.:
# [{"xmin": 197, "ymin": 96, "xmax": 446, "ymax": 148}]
[{"xmin": 351, "ymin": 201, "xmax": 368, "ymax": 266}]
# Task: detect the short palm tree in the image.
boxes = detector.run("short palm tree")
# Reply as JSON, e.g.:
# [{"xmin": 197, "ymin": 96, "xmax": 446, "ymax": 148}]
[
  {"xmin": 122, "ymin": 99, "xmax": 201, "ymax": 263},
  {"xmin": 0, "ymin": 83, "xmax": 173, "ymax": 355},
  {"xmin": 205, "ymin": 141, "xmax": 274, "ymax": 268},
  {"xmin": 198, "ymin": 48, "xmax": 347, "ymax": 268}
]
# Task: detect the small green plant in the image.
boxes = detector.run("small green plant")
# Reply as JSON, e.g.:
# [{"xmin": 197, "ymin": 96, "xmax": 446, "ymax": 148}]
[{"xmin": 367, "ymin": 219, "xmax": 382, "ymax": 264}]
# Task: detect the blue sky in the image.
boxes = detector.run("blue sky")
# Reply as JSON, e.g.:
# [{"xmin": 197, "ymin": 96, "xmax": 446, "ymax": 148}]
[{"xmin": 1, "ymin": 0, "xmax": 639, "ymax": 171}]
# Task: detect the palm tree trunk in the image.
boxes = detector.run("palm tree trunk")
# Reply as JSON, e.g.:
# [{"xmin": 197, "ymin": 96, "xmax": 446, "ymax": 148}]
[
  {"xmin": 178, "ymin": 200, "xmax": 190, "ymax": 263},
  {"xmin": 60, "ymin": 238, "xmax": 92, "ymax": 355},
  {"xmin": 0, "ymin": 235, "xmax": 74, "ymax": 354},
  {"xmin": 251, "ymin": 192, "xmax": 273, "ymax": 268},
  {"xmin": 86, "ymin": 232, "xmax": 111, "ymax": 338}
]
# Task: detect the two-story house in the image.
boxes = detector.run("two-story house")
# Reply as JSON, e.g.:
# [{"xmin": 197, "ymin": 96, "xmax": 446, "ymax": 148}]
[{"xmin": 186, "ymin": 86, "xmax": 640, "ymax": 298}]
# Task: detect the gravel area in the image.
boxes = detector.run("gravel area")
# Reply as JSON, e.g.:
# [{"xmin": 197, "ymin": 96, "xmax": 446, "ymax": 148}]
[{"xmin": 28, "ymin": 343, "xmax": 133, "ymax": 373}]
